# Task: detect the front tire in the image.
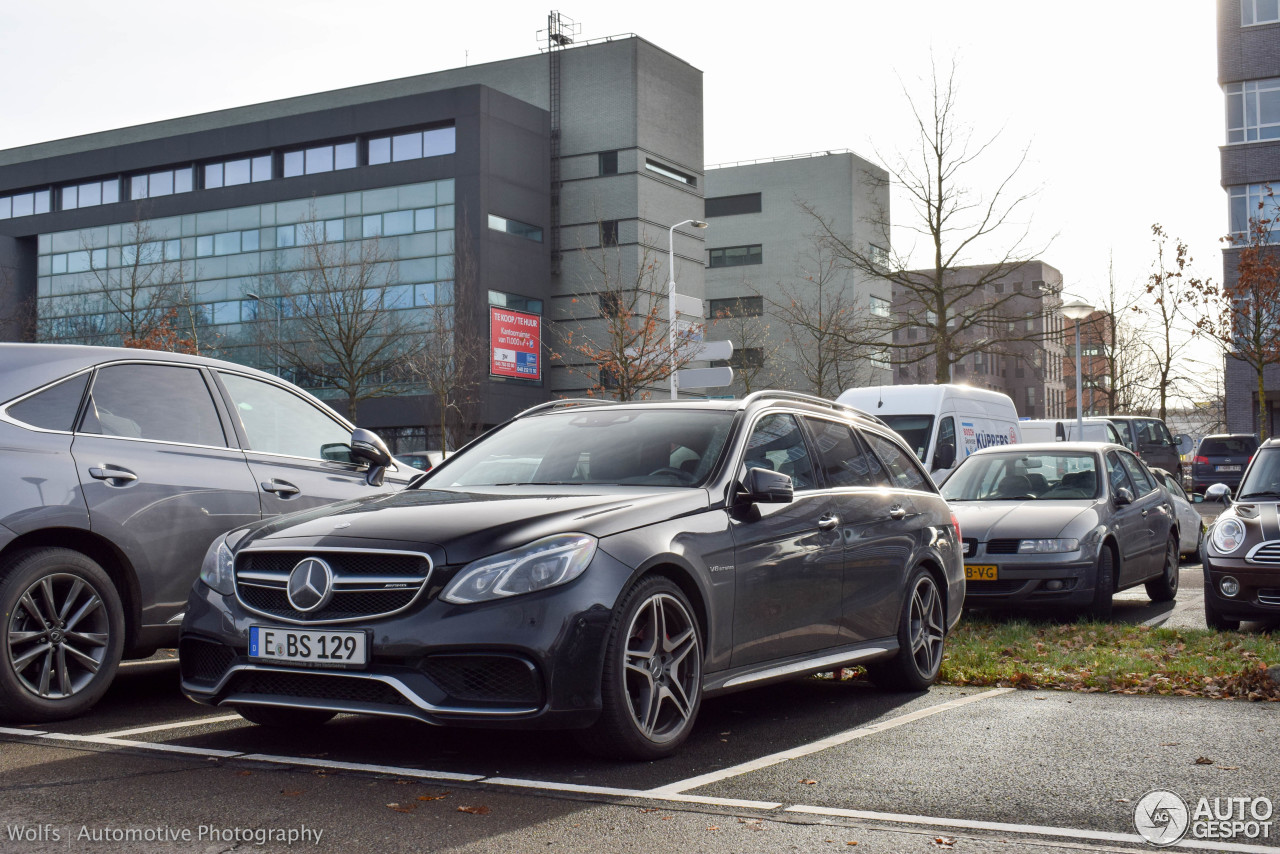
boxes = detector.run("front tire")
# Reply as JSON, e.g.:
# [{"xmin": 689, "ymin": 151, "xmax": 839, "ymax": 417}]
[
  {"xmin": 1083, "ymin": 544, "xmax": 1116, "ymax": 621},
  {"xmin": 1204, "ymin": 598, "xmax": 1241, "ymax": 632},
  {"xmin": 866, "ymin": 567, "xmax": 946, "ymax": 692},
  {"xmin": 0, "ymin": 548, "xmax": 125, "ymax": 723},
  {"xmin": 235, "ymin": 706, "xmax": 336, "ymax": 728},
  {"xmin": 1145, "ymin": 535, "xmax": 1180, "ymax": 602},
  {"xmin": 576, "ymin": 576, "xmax": 703, "ymax": 760}
]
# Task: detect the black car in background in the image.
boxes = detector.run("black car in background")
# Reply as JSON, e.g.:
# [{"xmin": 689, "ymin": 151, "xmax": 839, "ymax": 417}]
[
  {"xmin": 1103, "ymin": 416, "xmax": 1186, "ymax": 482},
  {"xmin": 1192, "ymin": 433, "xmax": 1259, "ymax": 494},
  {"xmin": 179, "ymin": 392, "xmax": 964, "ymax": 760},
  {"xmin": 0, "ymin": 344, "xmax": 408, "ymax": 722}
]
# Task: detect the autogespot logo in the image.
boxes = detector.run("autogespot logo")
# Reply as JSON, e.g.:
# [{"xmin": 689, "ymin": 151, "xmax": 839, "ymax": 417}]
[
  {"xmin": 1134, "ymin": 790, "xmax": 1190, "ymax": 847},
  {"xmin": 286, "ymin": 557, "xmax": 334, "ymax": 613}
]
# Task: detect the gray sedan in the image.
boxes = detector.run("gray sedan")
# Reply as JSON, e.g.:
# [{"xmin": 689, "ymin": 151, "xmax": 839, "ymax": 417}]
[{"xmin": 941, "ymin": 442, "xmax": 1180, "ymax": 619}]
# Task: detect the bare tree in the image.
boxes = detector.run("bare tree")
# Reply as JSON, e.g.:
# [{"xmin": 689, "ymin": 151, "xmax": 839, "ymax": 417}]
[
  {"xmin": 1081, "ymin": 268, "xmax": 1161, "ymax": 417},
  {"xmin": 268, "ymin": 211, "xmax": 425, "ymax": 420},
  {"xmin": 801, "ymin": 58, "xmax": 1049, "ymax": 382},
  {"xmin": 554, "ymin": 227, "xmax": 704, "ymax": 401},
  {"xmin": 1139, "ymin": 225, "xmax": 1202, "ymax": 422}
]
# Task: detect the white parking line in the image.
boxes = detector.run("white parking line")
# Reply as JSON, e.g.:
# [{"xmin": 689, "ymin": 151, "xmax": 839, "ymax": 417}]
[
  {"xmin": 786, "ymin": 805, "xmax": 1280, "ymax": 854},
  {"xmin": 487, "ymin": 776, "xmax": 782, "ymax": 810},
  {"xmin": 648, "ymin": 687, "xmax": 1014, "ymax": 796},
  {"xmin": 36, "ymin": 731, "xmax": 243, "ymax": 758},
  {"xmin": 238, "ymin": 754, "xmax": 484, "ymax": 783},
  {"xmin": 98, "ymin": 714, "xmax": 243, "ymax": 739}
]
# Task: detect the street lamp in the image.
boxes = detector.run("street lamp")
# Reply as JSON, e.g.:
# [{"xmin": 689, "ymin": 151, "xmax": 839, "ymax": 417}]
[
  {"xmin": 246, "ymin": 292, "xmax": 282, "ymax": 377},
  {"xmin": 667, "ymin": 218, "xmax": 708, "ymax": 399},
  {"xmin": 1060, "ymin": 298, "xmax": 1096, "ymax": 439}
]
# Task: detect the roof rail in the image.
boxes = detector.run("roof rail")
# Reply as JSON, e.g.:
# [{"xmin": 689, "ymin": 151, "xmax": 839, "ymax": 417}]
[
  {"xmin": 741, "ymin": 390, "xmax": 887, "ymax": 427},
  {"xmin": 514, "ymin": 398, "xmax": 620, "ymax": 419}
]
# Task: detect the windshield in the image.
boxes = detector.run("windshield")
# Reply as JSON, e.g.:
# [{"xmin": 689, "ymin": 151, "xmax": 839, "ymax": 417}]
[
  {"xmin": 421, "ymin": 409, "xmax": 736, "ymax": 488},
  {"xmin": 1236, "ymin": 448, "xmax": 1280, "ymax": 499},
  {"xmin": 941, "ymin": 451, "xmax": 1100, "ymax": 501},
  {"xmin": 880, "ymin": 414, "xmax": 934, "ymax": 463}
]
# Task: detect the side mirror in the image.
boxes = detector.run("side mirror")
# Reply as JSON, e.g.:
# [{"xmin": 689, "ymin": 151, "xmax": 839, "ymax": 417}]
[
  {"xmin": 349, "ymin": 428, "xmax": 392, "ymax": 487},
  {"xmin": 1205, "ymin": 483, "xmax": 1232, "ymax": 503},
  {"xmin": 932, "ymin": 443, "xmax": 956, "ymax": 471},
  {"xmin": 1114, "ymin": 487, "xmax": 1134, "ymax": 506},
  {"xmin": 1192, "ymin": 493, "xmax": 1205, "ymax": 504},
  {"xmin": 743, "ymin": 467, "xmax": 794, "ymax": 504}
]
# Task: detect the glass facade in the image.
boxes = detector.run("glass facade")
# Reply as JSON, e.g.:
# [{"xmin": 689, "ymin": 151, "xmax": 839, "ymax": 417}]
[{"xmin": 34, "ymin": 179, "xmax": 456, "ymax": 397}]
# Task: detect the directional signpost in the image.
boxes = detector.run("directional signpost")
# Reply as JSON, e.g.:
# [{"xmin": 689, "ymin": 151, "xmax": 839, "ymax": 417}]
[{"xmin": 675, "ymin": 366, "xmax": 734, "ymax": 390}]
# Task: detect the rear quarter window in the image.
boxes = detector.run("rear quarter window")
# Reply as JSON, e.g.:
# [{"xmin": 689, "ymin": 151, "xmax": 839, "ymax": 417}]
[{"xmin": 5, "ymin": 373, "xmax": 90, "ymax": 431}]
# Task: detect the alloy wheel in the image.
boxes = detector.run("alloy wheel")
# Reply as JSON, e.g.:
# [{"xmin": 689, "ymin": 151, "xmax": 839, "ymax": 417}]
[
  {"xmin": 6, "ymin": 573, "xmax": 110, "ymax": 700},
  {"xmin": 623, "ymin": 592, "xmax": 701, "ymax": 742},
  {"xmin": 908, "ymin": 576, "xmax": 946, "ymax": 677}
]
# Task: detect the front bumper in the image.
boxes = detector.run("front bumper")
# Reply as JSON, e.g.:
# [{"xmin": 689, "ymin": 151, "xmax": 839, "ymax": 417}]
[
  {"xmin": 179, "ymin": 548, "xmax": 637, "ymax": 730},
  {"xmin": 962, "ymin": 553, "xmax": 1098, "ymax": 609},
  {"xmin": 1202, "ymin": 556, "xmax": 1280, "ymax": 621}
]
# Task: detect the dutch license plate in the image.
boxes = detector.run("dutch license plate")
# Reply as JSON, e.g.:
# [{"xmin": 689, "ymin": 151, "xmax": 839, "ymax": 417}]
[
  {"xmin": 965, "ymin": 564, "xmax": 999, "ymax": 581},
  {"xmin": 1216, "ymin": 465, "xmax": 1242, "ymax": 472},
  {"xmin": 249, "ymin": 626, "xmax": 368, "ymax": 668}
]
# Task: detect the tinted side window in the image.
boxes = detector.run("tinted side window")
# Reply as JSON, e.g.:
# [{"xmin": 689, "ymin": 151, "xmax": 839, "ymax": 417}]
[
  {"xmin": 1120, "ymin": 453, "xmax": 1155, "ymax": 494},
  {"xmin": 219, "ymin": 372, "xmax": 351, "ymax": 460},
  {"xmin": 741, "ymin": 413, "xmax": 816, "ymax": 491},
  {"xmin": 80, "ymin": 365, "xmax": 226, "ymax": 446},
  {"xmin": 865, "ymin": 431, "xmax": 930, "ymax": 491},
  {"xmin": 1106, "ymin": 452, "xmax": 1134, "ymax": 495},
  {"xmin": 7, "ymin": 373, "xmax": 89, "ymax": 431},
  {"xmin": 803, "ymin": 417, "xmax": 878, "ymax": 488}
]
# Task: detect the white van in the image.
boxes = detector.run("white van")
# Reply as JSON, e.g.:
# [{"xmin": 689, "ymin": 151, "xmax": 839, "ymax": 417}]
[
  {"xmin": 1018, "ymin": 418, "xmax": 1127, "ymax": 446},
  {"xmin": 836, "ymin": 384, "xmax": 1021, "ymax": 484}
]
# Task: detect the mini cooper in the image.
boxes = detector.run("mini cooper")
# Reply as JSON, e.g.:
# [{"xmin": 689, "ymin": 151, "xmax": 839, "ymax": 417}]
[
  {"xmin": 1202, "ymin": 437, "xmax": 1280, "ymax": 630},
  {"xmin": 179, "ymin": 392, "xmax": 964, "ymax": 759}
]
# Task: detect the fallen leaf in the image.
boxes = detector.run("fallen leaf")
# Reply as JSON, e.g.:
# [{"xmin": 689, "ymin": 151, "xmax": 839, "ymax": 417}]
[
  {"xmin": 638, "ymin": 808, "xmax": 661, "ymax": 813},
  {"xmin": 235, "ymin": 771, "xmax": 252, "ymax": 777},
  {"xmin": 1115, "ymin": 798, "xmax": 1130, "ymax": 803},
  {"xmin": 281, "ymin": 790, "xmax": 302, "ymax": 797},
  {"xmin": 457, "ymin": 805, "xmax": 490, "ymax": 816},
  {"xmin": 1196, "ymin": 756, "xmax": 1215, "ymax": 765},
  {"xmin": 386, "ymin": 803, "xmax": 415, "ymax": 814},
  {"xmin": 932, "ymin": 837, "xmax": 956, "ymax": 849},
  {"xmin": 661, "ymin": 816, "xmax": 673, "ymax": 821},
  {"xmin": 417, "ymin": 793, "xmax": 449, "ymax": 801},
  {"xmin": 1218, "ymin": 765, "xmax": 1240, "ymax": 771},
  {"xmin": 801, "ymin": 779, "xmax": 818, "ymax": 785},
  {"xmin": 847, "ymin": 842, "xmax": 859, "ymax": 847},
  {"xmin": 707, "ymin": 826, "xmax": 720, "ymax": 831}
]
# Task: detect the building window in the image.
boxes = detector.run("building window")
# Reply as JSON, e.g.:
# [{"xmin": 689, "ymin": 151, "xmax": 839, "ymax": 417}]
[
  {"xmin": 61, "ymin": 178, "xmax": 120, "ymax": 210},
  {"xmin": 1226, "ymin": 78, "xmax": 1280, "ymax": 143},
  {"xmin": 489, "ymin": 290, "xmax": 543, "ymax": 314},
  {"xmin": 205, "ymin": 155, "xmax": 271, "ymax": 189},
  {"xmin": 644, "ymin": 159, "xmax": 696, "ymax": 187},
  {"xmin": 600, "ymin": 219, "xmax": 619, "ymax": 247},
  {"xmin": 705, "ymin": 192, "xmax": 761, "ymax": 217},
  {"xmin": 708, "ymin": 296, "xmax": 763, "ymax": 318},
  {"xmin": 708, "ymin": 244, "xmax": 762, "ymax": 268},
  {"xmin": 0, "ymin": 188, "xmax": 51, "ymax": 219},
  {"xmin": 600, "ymin": 292, "xmax": 624, "ymax": 319},
  {"xmin": 1229, "ymin": 183, "xmax": 1280, "ymax": 238},
  {"xmin": 599, "ymin": 151, "xmax": 618, "ymax": 176},
  {"xmin": 1243, "ymin": 0, "xmax": 1280, "ymax": 25},
  {"xmin": 488, "ymin": 213, "xmax": 543, "ymax": 243},
  {"xmin": 869, "ymin": 295, "xmax": 891, "ymax": 317},
  {"xmin": 283, "ymin": 141, "xmax": 357, "ymax": 177},
  {"xmin": 368, "ymin": 126, "xmax": 456, "ymax": 165},
  {"xmin": 130, "ymin": 167, "xmax": 194, "ymax": 200},
  {"xmin": 869, "ymin": 244, "xmax": 890, "ymax": 269}
]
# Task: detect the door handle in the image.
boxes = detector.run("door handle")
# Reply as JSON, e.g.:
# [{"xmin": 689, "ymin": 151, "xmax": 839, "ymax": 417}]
[
  {"xmin": 818, "ymin": 515, "xmax": 840, "ymax": 530},
  {"xmin": 261, "ymin": 480, "xmax": 300, "ymax": 496},
  {"xmin": 888, "ymin": 506, "xmax": 908, "ymax": 520},
  {"xmin": 1141, "ymin": 509, "xmax": 1149, "ymax": 517},
  {"xmin": 88, "ymin": 466, "xmax": 137, "ymax": 483}
]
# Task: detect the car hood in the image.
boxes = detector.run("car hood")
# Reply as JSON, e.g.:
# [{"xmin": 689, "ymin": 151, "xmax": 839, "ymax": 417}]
[
  {"xmin": 950, "ymin": 500, "xmax": 1099, "ymax": 541},
  {"xmin": 238, "ymin": 485, "xmax": 712, "ymax": 565}
]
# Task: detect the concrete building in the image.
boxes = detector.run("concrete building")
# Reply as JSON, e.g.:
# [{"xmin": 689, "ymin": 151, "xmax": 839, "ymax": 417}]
[
  {"xmin": 702, "ymin": 151, "xmax": 892, "ymax": 397},
  {"xmin": 1063, "ymin": 309, "xmax": 1113, "ymax": 419},
  {"xmin": 1220, "ymin": 0, "xmax": 1280, "ymax": 435},
  {"xmin": 890, "ymin": 261, "xmax": 1068, "ymax": 419},
  {"xmin": 0, "ymin": 33, "xmax": 706, "ymax": 450}
]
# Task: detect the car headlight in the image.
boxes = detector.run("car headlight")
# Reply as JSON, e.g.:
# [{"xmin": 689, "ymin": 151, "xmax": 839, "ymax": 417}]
[
  {"xmin": 441, "ymin": 534, "xmax": 597, "ymax": 604},
  {"xmin": 1017, "ymin": 538, "xmax": 1080, "ymax": 554},
  {"xmin": 198, "ymin": 529, "xmax": 248, "ymax": 595},
  {"xmin": 1211, "ymin": 517, "xmax": 1246, "ymax": 554}
]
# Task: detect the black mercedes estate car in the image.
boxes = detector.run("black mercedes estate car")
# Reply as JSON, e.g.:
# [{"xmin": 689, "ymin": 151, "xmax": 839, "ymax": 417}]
[{"xmin": 180, "ymin": 392, "xmax": 964, "ymax": 759}]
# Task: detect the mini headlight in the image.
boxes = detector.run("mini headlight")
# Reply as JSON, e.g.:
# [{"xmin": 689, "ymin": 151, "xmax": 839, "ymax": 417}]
[
  {"xmin": 441, "ymin": 534, "xmax": 597, "ymax": 604},
  {"xmin": 1017, "ymin": 538, "xmax": 1081, "ymax": 554},
  {"xmin": 198, "ymin": 529, "xmax": 247, "ymax": 595},
  {"xmin": 1211, "ymin": 518, "xmax": 1246, "ymax": 554}
]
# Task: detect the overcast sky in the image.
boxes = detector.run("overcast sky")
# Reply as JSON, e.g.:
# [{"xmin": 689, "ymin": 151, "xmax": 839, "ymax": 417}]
[{"xmin": 1, "ymin": 0, "xmax": 1222, "ymax": 346}]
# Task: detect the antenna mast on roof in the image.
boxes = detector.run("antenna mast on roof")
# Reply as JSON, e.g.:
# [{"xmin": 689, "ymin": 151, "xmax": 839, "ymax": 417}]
[{"xmin": 539, "ymin": 11, "xmax": 580, "ymax": 276}]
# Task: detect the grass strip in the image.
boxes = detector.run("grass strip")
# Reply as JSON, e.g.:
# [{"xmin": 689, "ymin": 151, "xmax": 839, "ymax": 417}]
[{"xmin": 937, "ymin": 619, "xmax": 1280, "ymax": 700}]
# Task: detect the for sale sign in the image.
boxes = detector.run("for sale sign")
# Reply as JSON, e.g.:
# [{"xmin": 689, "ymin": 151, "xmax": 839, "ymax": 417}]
[{"xmin": 490, "ymin": 306, "xmax": 541, "ymax": 381}]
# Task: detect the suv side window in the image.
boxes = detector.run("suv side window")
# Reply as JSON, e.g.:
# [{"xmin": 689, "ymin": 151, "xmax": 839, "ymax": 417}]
[
  {"xmin": 1106, "ymin": 451, "xmax": 1135, "ymax": 495},
  {"xmin": 79, "ymin": 364, "xmax": 227, "ymax": 447},
  {"xmin": 802, "ymin": 416, "xmax": 878, "ymax": 488},
  {"xmin": 1119, "ymin": 452, "xmax": 1155, "ymax": 494},
  {"xmin": 742, "ymin": 413, "xmax": 817, "ymax": 491},
  {"xmin": 6, "ymin": 372, "xmax": 90, "ymax": 432},
  {"xmin": 864, "ymin": 430, "xmax": 930, "ymax": 491},
  {"xmin": 218, "ymin": 372, "xmax": 352, "ymax": 461}
]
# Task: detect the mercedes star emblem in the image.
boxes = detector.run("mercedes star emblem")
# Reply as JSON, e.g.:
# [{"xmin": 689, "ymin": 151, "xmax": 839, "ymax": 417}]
[{"xmin": 286, "ymin": 557, "xmax": 335, "ymax": 613}]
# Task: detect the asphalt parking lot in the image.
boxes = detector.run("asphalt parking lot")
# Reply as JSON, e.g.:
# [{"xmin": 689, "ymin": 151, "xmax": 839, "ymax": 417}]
[{"xmin": 1, "ymin": 556, "xmax": 1277, "ymax": 854}]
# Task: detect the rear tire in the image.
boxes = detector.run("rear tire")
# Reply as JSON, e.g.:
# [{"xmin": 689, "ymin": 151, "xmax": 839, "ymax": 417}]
[
  {"xmin": 235, "ymin": 705, "xmax": 336, "ymax": 728},
  {"xmin": 866, "ymin": 567, "xmax": 946, "ymax": 692},
  {"xmin": 1083, "ymin": 545, "xmax": 1116, "ymax": 621},
  {"xmin": 1145, "ymin": 536, "xmax": 1179, "ymax": 602},
  {"xmin": 576, "ymin": 576, "xmax": 703, "ymax": 760},
  {"xmin": 0, "ymin": 548, "xmax": 125, "ymax": 723}
]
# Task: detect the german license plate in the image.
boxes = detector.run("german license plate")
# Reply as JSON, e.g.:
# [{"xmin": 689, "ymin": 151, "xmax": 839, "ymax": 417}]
[
  {"xmin": 249, "ymin": 626, "xmax": 368, "ymax": 668},
  {"xmin": 1216, "ymin": 465, "xmax": 1241, "ymax": 472},
  {"xmin": 965, "ymin": 564, "xmax": 999, "ymax": 581}
]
